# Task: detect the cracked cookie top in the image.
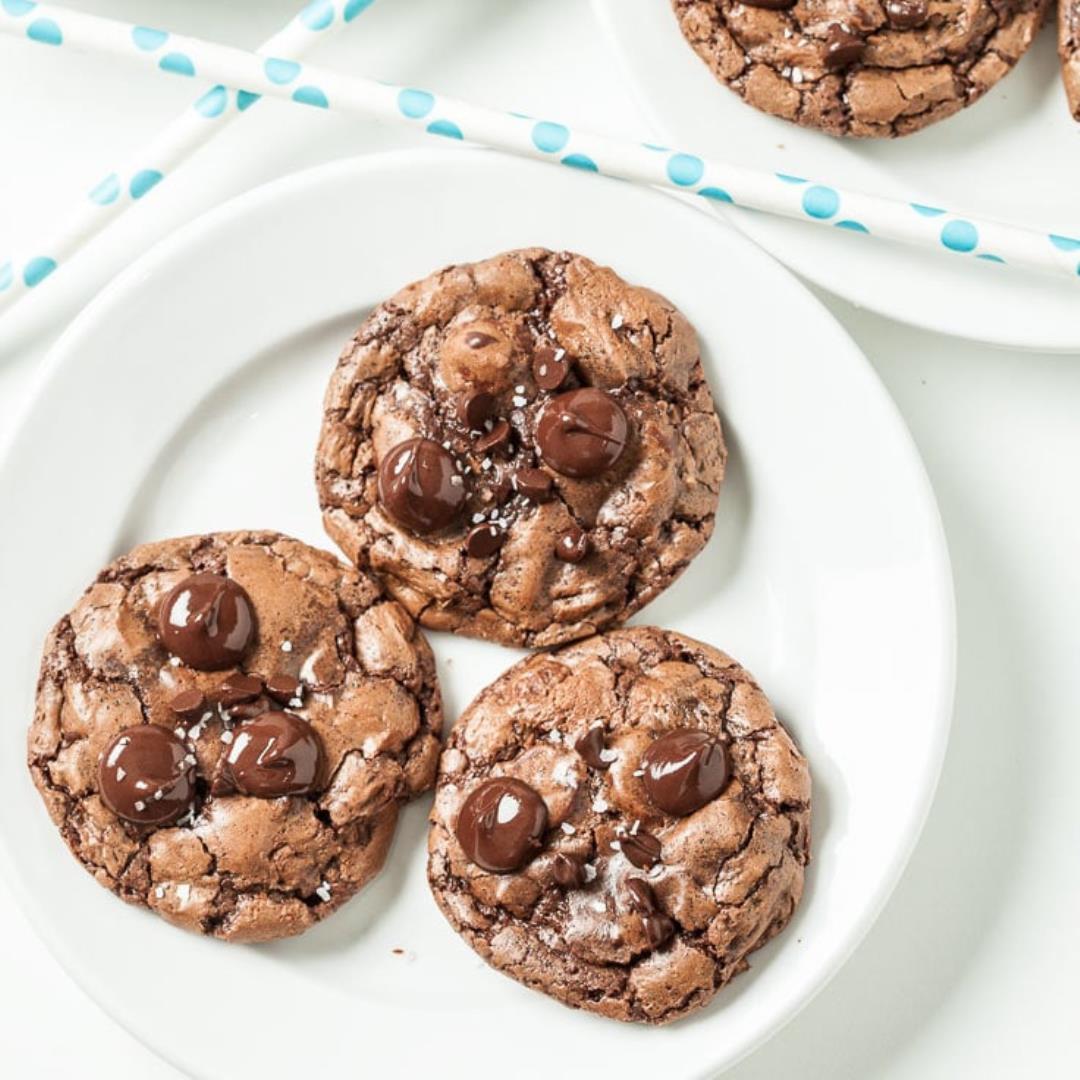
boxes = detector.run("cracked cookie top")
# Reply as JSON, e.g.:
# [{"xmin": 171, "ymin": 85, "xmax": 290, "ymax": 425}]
[
  {"xmin": 28, "ymin": 531, "xmax": 442, "ymax": 943},
  {"xmin": 672, "ymin": 0, "xmax": 1047, "ymax": 137},
  {"xmin": 427, "ymin": 626, "xmax": 811, "ymax": 1024},
  {"xmin": 315, "ymin": 248, "xmax": 726, "ymax": 648}
]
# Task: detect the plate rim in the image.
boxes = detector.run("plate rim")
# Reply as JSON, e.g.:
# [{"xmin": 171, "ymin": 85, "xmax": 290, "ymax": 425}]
[
  {"xmin": 0, "ymin": 147, "xmax": 957, "ymax": 1079},
  {"xmin": 590, "ymin": 0, "xmax": 1080, "ymax": 354}
]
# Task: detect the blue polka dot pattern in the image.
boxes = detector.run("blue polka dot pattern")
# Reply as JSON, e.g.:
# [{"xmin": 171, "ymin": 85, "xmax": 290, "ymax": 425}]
[
  {"xmin": 835, "ymin": 220, "xmax": 869, "ymax": 233},
  {"xmin": 27, "ymin": 17, "xmax": 61, "ymax": 45},
  {"xmin": 911, "ymin": 203, "xmax": 945, "ymax": 218},
  {"xmin": 300, "ymin": 0, "xmax": 334, "ymax": 30},
  {"xmin": 159, "ymin": 52, "xmax": 195, "ymax": 76},
  {"xmin": 642, "ymin": 143, "xmax": 670, "ymax": 152},
  {"xmin": 427, "ymin": 119, "xmax": 463, "ymax": 139},
  {"xmin": 264, "ymin": 58, "xmax": 301, "ymax": 84},
  {"xmin": 131, "ymin": 26, "xmax": 168, "ymax": 51},
  {"xmin": 292, "ymin": 86, "xmax": 328, "ymax": 108},
  {"xmin": 802, "ymin": 185, "xmax": 839, "ymax": 220},
  {"xmin": 23, "ymin": 256, "xmax": 57, "ymax": 288},
  {"xmin": 129, "ymin": 170, "xmax": 163, "ymax": 199},
  {"xmin": 195, "ymin": 85, "xmax": 228, "ymax": 118},
  {"xmin": 236, "ymin": 90, "xmax": 261, "ymax": 111},
  {"xmin": 977, "ymin": 254, "xmax": 1005, "ymax": 264},
  {"xmin": 2, "ymin": 0, "xmax": 37, "ymax": 15},
  {"xmin": 940, "ymin": 219, "xmax": 978, "ymax": 253},
  {"xmin": 344, "ymin": 0, "xmax": 375, "ymax": 20},
  {"xmin": 398, "ymin": 88, "xmax": 434, "ymax": 119},
  {"xmin": 699, "ymin": 186, "xmax": 733, "ymax": 204},
  {"xmin": 1049, "ymin": 234, "xmax": 1080, "ymax": 252},
  {"xmin": 89, "ymin": 173, "xmax": 120, "ymax": 205},
  {"xmin": 531, "ymin": 121, "xmax": 570, "ymax": 153},
  {"xmin": 0, "ymin": 262, "xmax": 12, "ymax": 293},
  {"xmin": 561, "ymin": 154, "xmax": 599, "ymax": 172},
  {"xmin": 666, "ymin": 153, "xmax": 704, "ymax": 187},
  {"xmin": 776, "ymin": 173, "xmax": 807, "ymax": 185}
]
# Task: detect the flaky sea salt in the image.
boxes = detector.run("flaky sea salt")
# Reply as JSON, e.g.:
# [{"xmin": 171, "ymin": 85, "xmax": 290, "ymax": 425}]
[
  {"xmin": 610, "ymin": 313, "xmax": 624, "ymax": 330},
  {"xmin": 281, "ymin": 640, "xmax": 293, "ymax": 653},
  {"xmin": 560, "ymin": 822, "xmax": 576, "ymax": 835}
]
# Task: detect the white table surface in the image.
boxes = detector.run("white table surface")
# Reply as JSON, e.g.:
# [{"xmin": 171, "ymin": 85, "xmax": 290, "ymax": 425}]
[{"xmin": 1, "ymin": 2, "xmax": 1076, "ymax": 1077}]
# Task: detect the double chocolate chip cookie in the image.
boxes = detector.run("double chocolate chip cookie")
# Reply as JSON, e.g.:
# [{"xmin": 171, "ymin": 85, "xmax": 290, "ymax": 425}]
[
  {"xmin": 29, "ymin": 531, "xmax": 442, "ymax": 942},
  {"xmin": 427, "ymin": 626, "xmax": 811, "ymax": 1023},
  {"xmin": 1062, "ymin": 1, "xmax": 1080, "ymax": 120},
  {"xmin": 672, "ymin": 0, "xmax": 1047, "ymax": 137},
  {"xmin": 315, "ymin": 248, "xmax": 726, "ymax": 648}
]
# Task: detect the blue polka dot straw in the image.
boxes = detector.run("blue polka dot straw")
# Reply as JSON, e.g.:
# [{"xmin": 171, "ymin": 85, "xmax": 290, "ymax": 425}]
[
  {"xmin": 0, "ymin": 0, "xmax": 378, "ymax": 316},
  {"xmin": 2, "ymin": 0, "xmax": 1078, "ymax": 315}
]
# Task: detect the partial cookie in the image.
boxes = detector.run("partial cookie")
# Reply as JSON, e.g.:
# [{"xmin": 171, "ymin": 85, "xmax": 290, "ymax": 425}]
[
  {"xmin": 671, "ymin": 0, "xmax": 1047, "ymax": 137},
  {"xmin": 427, "ymin": 627, "xmax": 810, "ymax": 1024},
  {"xmin": 29, "ymin": 531, "xmax": 442, "ymax": 942},
  {"xmin": 316, "ymin": 248, "xmax": 725, "ymax": 648},
  {"xmin": 1061, "ymin": 0, "xmax": 1080, "ymax": 119}
]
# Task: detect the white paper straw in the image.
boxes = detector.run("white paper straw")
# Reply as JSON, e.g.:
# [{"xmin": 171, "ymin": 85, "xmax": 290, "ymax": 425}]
[
  {"xmin": 2, "ymin": 0, "xmax": 1078, "ymax": 289},
  {"xmin": 0, "ymin": 0, "xmax": 377, "ymax": 315}
]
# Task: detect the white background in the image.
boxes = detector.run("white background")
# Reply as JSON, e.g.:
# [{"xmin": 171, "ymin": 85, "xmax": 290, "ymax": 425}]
[{"xmin": 0, "ymin": 2, "xmax": 1077, "ymax": 1077}]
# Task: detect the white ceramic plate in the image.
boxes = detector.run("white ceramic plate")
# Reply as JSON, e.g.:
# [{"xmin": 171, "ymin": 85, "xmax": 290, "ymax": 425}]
[
  {"xmin": 0, "ymin": 150, "xmax": 953, "ymax": 1079},
  {"xmin": 594, "ymin": 1, "xmax": 1080, "ymax": 351}
]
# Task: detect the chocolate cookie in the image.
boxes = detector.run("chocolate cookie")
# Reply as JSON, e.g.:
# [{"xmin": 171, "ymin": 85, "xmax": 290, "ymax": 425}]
[
  {"xmin": 427, "ymin": 626, "xmax": 810, "ymax": 1024},
  {"xmin": 29, "ymin": 531, "xmax": 442, "ymax": 942},
  {"xmin": 671, "ymin": 0, "xmax": 1047, "ymax": 137},
  {"xmin": 315, "ymin": 249, "xmax": 725, "ymax": 648},
  {"xmin": 1061, "ymin": 0, "xmax": 1080, "ymax": 119}
]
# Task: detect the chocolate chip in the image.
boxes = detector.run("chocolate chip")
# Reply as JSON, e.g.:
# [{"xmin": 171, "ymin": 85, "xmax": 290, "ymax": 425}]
[
  {"xmin": 536, "ymin": 388, "xmax": 629, "ymax": 479},
  {"xmin": 555, "ymin": 524, "xmax": 589, "ymax": 563},
  {"xmin": 464, "ymin": 331, "xmax": 498, "ymax": 349},
  {"xmin": 553, "ymin": 852, "xmax": 587, "ymax": 889},
  {"xmin": 98, "ymin": 725, "xmax": 196, "ymax": 826},
  {"xmin": 265, "ymin": 673, "xmax": 302, "ymax": 705},
  {"xmin": 884, "ymin": 0, "xmax": 927, "ymax": 29},
  {"xmin": 824, "ymin": 24, "xmax": 866, "ymax": 70},
  {"xmin": 532, "ymin": 345, "xmax": 570, "ymax": 391},
  {"xmin": 217, "ymin": 672, "xmax": 263, "ymax": 707},
  {"xmin": 575, "ymin": 724, "xmax": 612, "ymax": 770},
  {"xmin": 641, "ymin": 729, "xmax": 729, "ymax": 817},
  {"xmin": 157, "ymin": 573, "xmax": 257, "ymax": 672},
  {"xmin": 217, "ymin": 712, "xmax": 323, "ymax": 798},
  {"xmin": 455, "ymin": 777, "xmax": 548, "ymax": 873},
  {"xmin": 460, "ymin": 390, "xmax": 497, "ymax": 430},
  {"xmin": 228, "ymin": 702, "xmax": 266, "ymax": 720},
  {"xmin": 621, "ymin": 830, "xmax": 662, "ymax": 870},
  {"xmin": 624, "ymin": 877, "xmax": 657, "ymax": 913},
  {"xmin": 377, "ymin": 438, "xmax": 467, "ymax": 534},
  {"xmin": 465, "ymin": 523, "xmax": 505, "ymax": 558},
  {"xmin": 513, "ymin": 466, "xmax": 553, "ymax": 503},
  {"xmin": 169, "ymin": 688, "xmax": 206, "ymax": 719},
  {"xmin": 475, "ymin": 419, "xmax": 511, "ymax": 456},
  {"xmin": 642, "ymin": 912, "xmax": 674, "ymax": 949}
]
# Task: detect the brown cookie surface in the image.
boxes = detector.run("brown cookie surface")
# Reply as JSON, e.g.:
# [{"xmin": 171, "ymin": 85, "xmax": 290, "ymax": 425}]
[
  {"xmin": 427, "ymin": 626, "xmax": 811, "ymax": 1024},
  {"xmin": 29, "ymin": 531, "xmax": 442, "ymax": 942},
  {"xmin": 672, "ymin": 0, "xmax": 1047, "ymax": 137},
  {"xmin": 1061, "ymin": 0, "xmax": 1080, "ymax": 119},
  {"xmin": 315, "ymin": 248, "xmax": 725, "ymax": 648}
]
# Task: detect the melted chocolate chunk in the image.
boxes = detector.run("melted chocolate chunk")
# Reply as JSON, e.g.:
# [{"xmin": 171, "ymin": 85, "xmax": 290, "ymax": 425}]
[
  {"xmin": 552, "ymin": 852, "xmax": 587, "ymax": 889},
  {"xmin": 217, "ymin": 672, "xmax": 263, "ymax": 707},
  {"xmin": 532, "ymin": 345, "xmax": 570, "ymax": 391},
  {"xmin": 460, "ymin": 390, "xmax": 497, "ymax": 430},
  {"xmin": 169, "ymin": 689, "xmax": 206, "ymax": 719},
  {"xmin": 265, "ymin": 673, "xmax": 302, "ymax": 704},
  {"xmin": 157, "ymin": 573, "xmax": 256, "ymax": 671},
  {"xmin": 621, "ymin": 829, "xmax": 662, "ymax": 870},
  {"xmin": 555, "ymin": 524, "xmax": 589, "ymax": 563},
  {"xmin": 884, "ymin": 0, "xmax": 928, "ymax": 28},
  {"xmin": 641, "ymin": 729, "xmax": 729, "ymax": 816},
  {"xmin": 465, "ymin": 523, "xmax": 505, "ymax": 558},
  {"xmin": 215, "ymin": 712, "xmax": 323, "ymax": 798},
  {"xmin": 377, "ymin": 438, "xmax": 466, "ymax": 534},
  {"xmin": 475, "ymin": 419, "xmax": 511, "ymax": 456},
  {"xmin": 824, "ymin": 24, "xmax": 866, "ymax": 70},
  {"xmin": 512, "ymin": 466, "xmax": 553, "ymax": 503},
  {"xmin": 623, "ymin": 876, "xmax": 674, "ymax": 948},
  {"xmin": 575, "ymin": 724, "xmax": 613, "ymax": 770},
  {"xmin": 99, "ymin": 725, "xmax": 195, "ymax": 826},
  {"xmin": 642, "ymin": 912, "xmax": 674, "ymax": 948},
  {"xmin": 624, "ymin": 876, "xmax": 657, "ymax": 914},
  {"xmin": 536, "ymin": 388, "xmax": 628, "ymax": 479},
  {"xmin": 455, "ymin": 777, "xmax": 548, "ymax": 873}
]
